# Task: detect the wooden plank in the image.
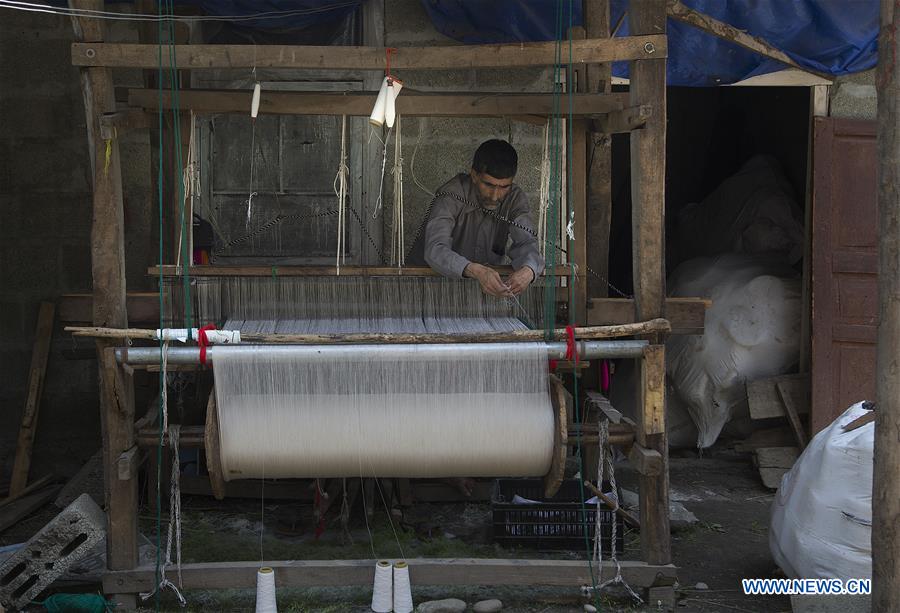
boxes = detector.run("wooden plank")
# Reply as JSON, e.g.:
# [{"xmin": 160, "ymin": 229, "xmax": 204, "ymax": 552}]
[
  {"xmin": 842, "ymin": 411, "xmax": 876, "ymax": 432},
  {"xmin": 640, "ymin": 345, "xmax": 665, "ymax": 438},
  {"xmin": 98, "ymin": 109, "xmax": 152, "ymax": 139},
  {"xmin": 628, "ymin": 444, "xmax": 662, "ymax": 477},
  {"xmin": 149, "ymin": 264, "xmax": 574, "ymax": 277},
  {"xmin": 754, "ymin": 446, "xmax": 799, "ymax": 489},
  {"xmin": 874, "ymin": 3, "xmax": 900, "ymax": 608},
  {"xmin": 666, "ymin": 1, "xmax": 829, "ymax": 80},
  {"xmin": 116, "ymin": 447, "xmax": 138, "ymax": 482},
  {"xmin": 592, "ymin": 105, "xmax": 652, "ymax": 134},
  {"xmin": 128, "ymin": 89, "xmax": 630, "ymax": 118},
  {"xmin": 587, "ymin": 297, "xmax": 709, "ymax": 334},
  {"xmin": 0, "ymin": 475, "xmax": 55, "ymax": 509},
  {"xmin": 103, "ymin": 559, "xmax": 677, "ymax": 593},
  {"xmin": 776, "ymin": 380, "xmax": 808, "ymax": 449},
  {"xmin": 746, "ymin": 374, "xmax": 809, "ymax": 420},
  {"xmin": 630, "ymin": 1, "xmax": 670, "ymax": 568},
  {"xmin": 733, "ymin": 427, "xmax": 795, "ymax": 453},
  {"xmin": 543, "ymin": 376, "xmax": 568, "ymax": 498},
  {"xmin": 0, "ymin": 485, "xmax": 63, "ymax": 534},
  {"xmin": 72, "ymin": 37, "xmax": 667, "ymax": 70},
  {"xmin": 9, "ymin": 302, "xmax": 55, "ymax": 497},
  {"xmin": 58, "ymin": 292, "xmax": 161, "ymax": 325}
]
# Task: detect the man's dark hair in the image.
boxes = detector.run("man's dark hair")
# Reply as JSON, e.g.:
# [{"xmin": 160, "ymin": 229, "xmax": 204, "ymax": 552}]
[{"xmin": 472, "ymin": 139, "xmax": 518, "ymax": 179}]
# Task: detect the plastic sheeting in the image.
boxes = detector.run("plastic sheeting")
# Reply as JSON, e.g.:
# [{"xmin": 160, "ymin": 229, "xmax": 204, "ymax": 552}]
[
  {"xmin": 176, "ymin": 0, "xmax": 361, "ymax": 31},
  {"xmin": 666, "ymin": 254, "xmax": 801, "ymax": 448},
  {"xmin": 421, "ymin": 0, "xmax": 878, "ymax": 86},
  {"xmin": 770, "ymin": 402, "xmax": 873, "ymax": 580}
]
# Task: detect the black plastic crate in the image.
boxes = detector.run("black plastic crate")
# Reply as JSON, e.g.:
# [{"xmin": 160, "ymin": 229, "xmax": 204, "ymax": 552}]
[{"xmin": 491, "ymin": 478, "xmax": 625, "ymax": 552}]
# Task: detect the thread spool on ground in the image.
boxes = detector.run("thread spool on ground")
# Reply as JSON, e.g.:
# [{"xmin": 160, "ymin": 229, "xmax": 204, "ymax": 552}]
[
  {"xmin": 255, "ymin": 566, "xmax": 277, "ymax": 613},
  {"xmin": 371, "ymin": 560, "xmax": 393, "ymax": 612},
  {"xmin": 393, "ymin": 561, "xmax": 413, "ymax": 613}
]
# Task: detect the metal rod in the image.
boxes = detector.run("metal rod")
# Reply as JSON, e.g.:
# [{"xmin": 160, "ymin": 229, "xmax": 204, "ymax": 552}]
[{"xmin": 115, "ymin": 340, "xmax": 648, "ymax": 365}]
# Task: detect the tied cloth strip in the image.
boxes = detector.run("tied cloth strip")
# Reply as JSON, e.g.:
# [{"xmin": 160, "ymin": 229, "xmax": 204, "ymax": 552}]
[{"xmin": 197, "ymin": 324, "xmax": 217, "ymax": 366}]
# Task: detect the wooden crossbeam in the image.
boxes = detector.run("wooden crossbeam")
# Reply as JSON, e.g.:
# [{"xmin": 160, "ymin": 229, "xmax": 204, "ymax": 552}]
[
  {"xmin": 103, "ymin": 559, "xmax": 677, "ymax": 593},
  {"xmin": 72, "ymin": 36, "xmax": 666, "ymax": 70},
  {"xmin": 148, "ymin": 264, "xmax": 574, "ymax": 277},
  {"xmin": 128, "ymin": 89, "xmax": 629, "ymax": 117}
]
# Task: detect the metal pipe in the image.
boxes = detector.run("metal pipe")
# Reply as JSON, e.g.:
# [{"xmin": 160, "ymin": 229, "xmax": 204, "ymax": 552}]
[{"xmin": 115, "ymin": 340, "xmax": 648, "ymax": 365}]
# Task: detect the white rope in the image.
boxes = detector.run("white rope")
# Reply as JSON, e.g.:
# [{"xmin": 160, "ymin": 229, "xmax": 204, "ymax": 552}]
[
  {"xmin": 391, "ymin": 115, "xmax": 405, "ymax": 266},
  {"xmin": 178, "ymin": 112, "xmax": 198, "ymax": 268},
  {"xmin": 245, "ymin": 110, "xmax": 258, "ymax": 229},
  {"xmin": 333, "ymin": 115, "xmax": 349, "ymax": 273},
  {"xmin": 537, "ymin": 119, "xmax": 551, "ymax": 256},
  {"xmin": 371, "ymin": 125, "xmax": 393, "ymax": 219},
  {"xmin": 140, "ymin": 421, "xmax": 187, "ymax": 606},
  {"xmin": 593, "ymin": 418, "xmax": 643, "ymax": 605}
]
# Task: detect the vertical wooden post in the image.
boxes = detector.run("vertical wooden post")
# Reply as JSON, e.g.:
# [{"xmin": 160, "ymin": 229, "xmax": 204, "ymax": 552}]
[
  {"xmin": 584, "ymin": 0, "xmax": 613, "ymax": 300},
  {"xmin": 571, "ymin": 119, "xmax": 589, "ymax": 324},
  {"xmin": 70, "ymin": 2, "xmax": 139, "ymax": 607},
  {"xmin": 629, "ymin": 0, "xmax": 670, "ymax": 566},
  {"xmin": 873, "ymin": 1, "xmax": 899, "ymax": 609}
]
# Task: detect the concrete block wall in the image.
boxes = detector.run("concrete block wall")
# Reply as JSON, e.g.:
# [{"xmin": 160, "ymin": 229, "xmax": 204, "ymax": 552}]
[{"xmin": 0, "ymin": 11, "xmax": 152, "ymax": 482}]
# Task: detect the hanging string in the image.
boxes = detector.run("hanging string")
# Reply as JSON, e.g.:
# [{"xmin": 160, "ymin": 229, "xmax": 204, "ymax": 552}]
[
  {"xmin": 371, "ymin": 125, "xmax": 393, "ymax": 219},
  {"xmin": 391, "ymin": 115, "xmax": 405, "ymax": 267},
  {"xmin": 333, "ymin": 115, "xmax": 349, "ymax": 273},
  {"xmin": 140, "ymin": 423, "xmax": 187, "ymax": 608},
  {"xmin": 537, "ymin": 119, "xmax": 551, "ymax": 257},
  {"xmin": 593, "ymin": 419, "xmax": 643, "ymax": 604}
]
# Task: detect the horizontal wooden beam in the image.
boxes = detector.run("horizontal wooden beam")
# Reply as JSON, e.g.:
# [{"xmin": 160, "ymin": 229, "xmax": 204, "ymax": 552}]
[
  {"xmin": 103, "ymin": 559, "xmax": 677, "ymax": 593},
  {"xmin": 149, "ymin": 265, "xmax": 574, "ymax": 277},
  {"xmin": 592, "ymin": 104, "xmax": 652, "ymax": 134},
  {"xmin": 99, "ymin": 109, "xmax": 152, "ymax": 140},
  {"xmin": 129, "ymin": 88, "xmax": 629, "ymax": 117},
  {"xmin": 73, "ymin": 36, "xmax": 666, "ymax": 70},
  {"xmin": 587, "ymin": 297, "xmax": 710, "ymax": 335}
]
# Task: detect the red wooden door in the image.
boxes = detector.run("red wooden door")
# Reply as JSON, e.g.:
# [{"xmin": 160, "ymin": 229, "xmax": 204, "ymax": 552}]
[{"xmin": 811, "ymin": 117, "xmax": 879, "ymax": 434}]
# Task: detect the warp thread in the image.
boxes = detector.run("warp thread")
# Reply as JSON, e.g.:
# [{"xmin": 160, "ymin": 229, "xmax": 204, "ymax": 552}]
[
  {"xmin": 255, "ymin": 566, "xmax": 277, "ymax": 613},
  {"xmin": 371, "ymin": 560, "xmax": 393, "ymax": 613}
]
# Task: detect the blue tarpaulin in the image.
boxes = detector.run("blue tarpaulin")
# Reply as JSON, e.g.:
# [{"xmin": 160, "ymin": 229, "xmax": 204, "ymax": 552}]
[{"xmin": 419, "ymin": 0, "xmax": 879, "ymax": 86}]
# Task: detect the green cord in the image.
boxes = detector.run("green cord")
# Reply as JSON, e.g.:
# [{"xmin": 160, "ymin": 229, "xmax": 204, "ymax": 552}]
[{"xmin": 154, "ymin": 3, "xmax": 165, "ymax": 611}]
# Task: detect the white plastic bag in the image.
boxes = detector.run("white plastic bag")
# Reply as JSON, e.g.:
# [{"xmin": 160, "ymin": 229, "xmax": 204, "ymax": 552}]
[
  {"xmin": 769, "ymin": 402, "xmax": 873, "ymax": 580},
  {"xmin": 666, "ymin": 254, "xmax": 801, "ymax": 447}
]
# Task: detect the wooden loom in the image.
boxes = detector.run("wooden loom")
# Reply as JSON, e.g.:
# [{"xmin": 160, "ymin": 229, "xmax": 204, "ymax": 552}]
[{"xmin": 70, "ymin": 0, "xmax": 680, "ymax": 606}]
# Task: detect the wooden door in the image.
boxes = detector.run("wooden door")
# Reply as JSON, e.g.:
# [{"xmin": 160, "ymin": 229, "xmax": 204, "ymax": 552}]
[{"xmin": 811, "ymin": 117, "xmax": 878, "ymax": 434}]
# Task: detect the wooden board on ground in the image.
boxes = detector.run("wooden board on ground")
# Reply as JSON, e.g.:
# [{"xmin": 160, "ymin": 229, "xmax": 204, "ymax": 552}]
[
  {"xmin": 0, "ymin": 485, "xmax": 63, "ymax": 533},
  {"xmin": 753, "ymin": 446, "xmax": 800, "ymax": 489},
  {"xmin": 103, "ymin": 559, "xmax": 678, "ymax": 593},
  {"xmin": 733, "ymin": 427, "xmax": 795, "ymax": 453},
  {"xmin": 9, "ymin": 302, "xmax": 55, "ymax": 497},
  {"xmin": 747, "ymin": 374, "xmax": 810, "ymax": 419}
]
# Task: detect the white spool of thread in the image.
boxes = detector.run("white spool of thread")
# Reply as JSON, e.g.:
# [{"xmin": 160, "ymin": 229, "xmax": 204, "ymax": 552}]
[
  {"xmin": 369, "ymin": 77, "xmax": 390, "ymax": 127},
  {"xmin": 251, "ymin": 82, "xmax": 262, "ymax": 119},
  {"xmin": 384, "ymin": 78, "xmax": 403, "ymax": 129},
  {"xmin": 392, "ymin": 561, "xmax": 413, "ymax": 613},
  {"xmin": 255, "ymin": 567, "xmax": 277, "ymax": 613},
  {"xmin": 371, "ymin": 560, "xmax": 393, "ymax": 612}
]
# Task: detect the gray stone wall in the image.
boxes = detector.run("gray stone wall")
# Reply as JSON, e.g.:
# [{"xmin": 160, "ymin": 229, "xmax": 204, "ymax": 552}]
[{"xmin": 0, "ymin": 11, "xmax": 152, "ymax": 481}]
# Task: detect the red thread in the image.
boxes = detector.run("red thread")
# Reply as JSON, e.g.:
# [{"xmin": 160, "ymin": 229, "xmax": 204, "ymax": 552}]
[
  {"xmin": 565, "ymin": 324, "xmax": 578, "ymax": 363},
  {"xmin": 385, "ymin": 47, "xmax": 398, "ymax": 80},
  {"xmin": 197, "ymin": 324, "xmax": 216, "ymax": 366},
  {"xmin": 601, "ymin": 359, "xmax": 610, "ymax": 392},
  {"xmin": 549, "ymin": 359, "xmax": 558, "ymax": 371}
]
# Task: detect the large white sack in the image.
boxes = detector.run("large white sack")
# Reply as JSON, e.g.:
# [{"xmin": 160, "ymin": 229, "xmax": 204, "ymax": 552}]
[
  {"xmin": 769, "ymin": 402, "xmax": 873, "ymax": 580},
  {"xmin": 667, "ymin": 254, "xmax": 801, "ymax": 448}
]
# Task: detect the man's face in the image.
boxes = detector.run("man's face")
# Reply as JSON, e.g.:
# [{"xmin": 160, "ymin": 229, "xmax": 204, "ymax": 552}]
[{"xmin": 471, "ymin": 169, "xmax": 513, "ymax": 208}]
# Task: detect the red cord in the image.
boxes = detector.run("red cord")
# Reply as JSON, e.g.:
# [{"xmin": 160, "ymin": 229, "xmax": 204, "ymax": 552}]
[
  {"xmin": 565, "ymin": 324, "xmax": 578, "ymax": 363},
  {"xmin": 385, "ymin": 47, "xmax": 398, "ymax": 80},
  {"xmin": 197, "ymin": 324, "xmax": 216, "ymax": 366}
]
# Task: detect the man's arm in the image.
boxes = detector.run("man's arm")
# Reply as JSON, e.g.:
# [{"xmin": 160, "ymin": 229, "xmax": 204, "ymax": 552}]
[{"xmin": 423, "ymin": 196, "xmax": 470, "ymax": 278}]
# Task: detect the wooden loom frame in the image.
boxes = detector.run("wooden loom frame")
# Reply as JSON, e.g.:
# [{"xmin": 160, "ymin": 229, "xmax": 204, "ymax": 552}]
[{"xmin": 71, "ymin": 0, "xmax": 676, "ymax": 606}]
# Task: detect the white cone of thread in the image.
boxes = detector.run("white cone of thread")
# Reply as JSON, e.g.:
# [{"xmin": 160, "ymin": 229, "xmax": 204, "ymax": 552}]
[
  {"xmin": 371, "ymin": 560, "xmax": 393, "ymax": 612},
  {"xmin": 384, "ymin": 78, "xmax": 403, "ymax": 129},
  {"xmin": 255, "ymin": 567, "xmax": 277, "ymax": 613},
  {"xmin": 369, "ymin": 77, "xmax": 389, "ymax": 127},
  {"xmin": 251, "ymin": 83, "xmax": 262, "ymax": 119},
  {"xmin": 392, "ymin": 561, "xmax": 413, "ymax": 613}
]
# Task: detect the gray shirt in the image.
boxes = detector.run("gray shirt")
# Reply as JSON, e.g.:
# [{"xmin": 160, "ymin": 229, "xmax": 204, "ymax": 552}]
[{"xmin": 423, "ymin": 174, "xmax": 545, "ymax": 279}]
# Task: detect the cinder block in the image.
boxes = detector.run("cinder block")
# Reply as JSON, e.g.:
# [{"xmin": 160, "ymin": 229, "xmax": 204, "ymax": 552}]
[
  {"xmin": 0, "ymin": 494, "xmax": 106, "ymax": 611},
  {"xmin": 646, "ymin": 585, "xmax": 676, "ymax": 611}
]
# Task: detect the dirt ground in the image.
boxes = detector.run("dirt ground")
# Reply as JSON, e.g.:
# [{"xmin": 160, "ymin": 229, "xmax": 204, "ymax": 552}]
[{"xmin": 2, "ymin": 441, "xmax": 792, "ymax": 612}]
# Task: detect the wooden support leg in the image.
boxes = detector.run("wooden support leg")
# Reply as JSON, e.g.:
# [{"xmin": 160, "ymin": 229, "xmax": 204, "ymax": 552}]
[
  {"xmin": 638, "ymin": 345, "xmax": 670, "ymax": 565},
  {"xmin": 99, "ymin": 347, "xmax": 139, "ymax": 609}
]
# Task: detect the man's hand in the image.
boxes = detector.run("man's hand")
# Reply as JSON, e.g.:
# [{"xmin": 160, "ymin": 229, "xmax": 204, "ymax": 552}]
[
  {"xmin": 506, "ymin": 266, "xmax": 535, "ymax": 296},
  {"xmin": 465, "ymin": 263, "xmax": 511, "ymax": 297}
]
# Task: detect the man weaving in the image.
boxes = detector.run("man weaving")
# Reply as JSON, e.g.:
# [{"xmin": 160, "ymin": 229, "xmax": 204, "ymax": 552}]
[{"xmin": 423, "ymin": 139, "xmax": 545, "ymax": 296}]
